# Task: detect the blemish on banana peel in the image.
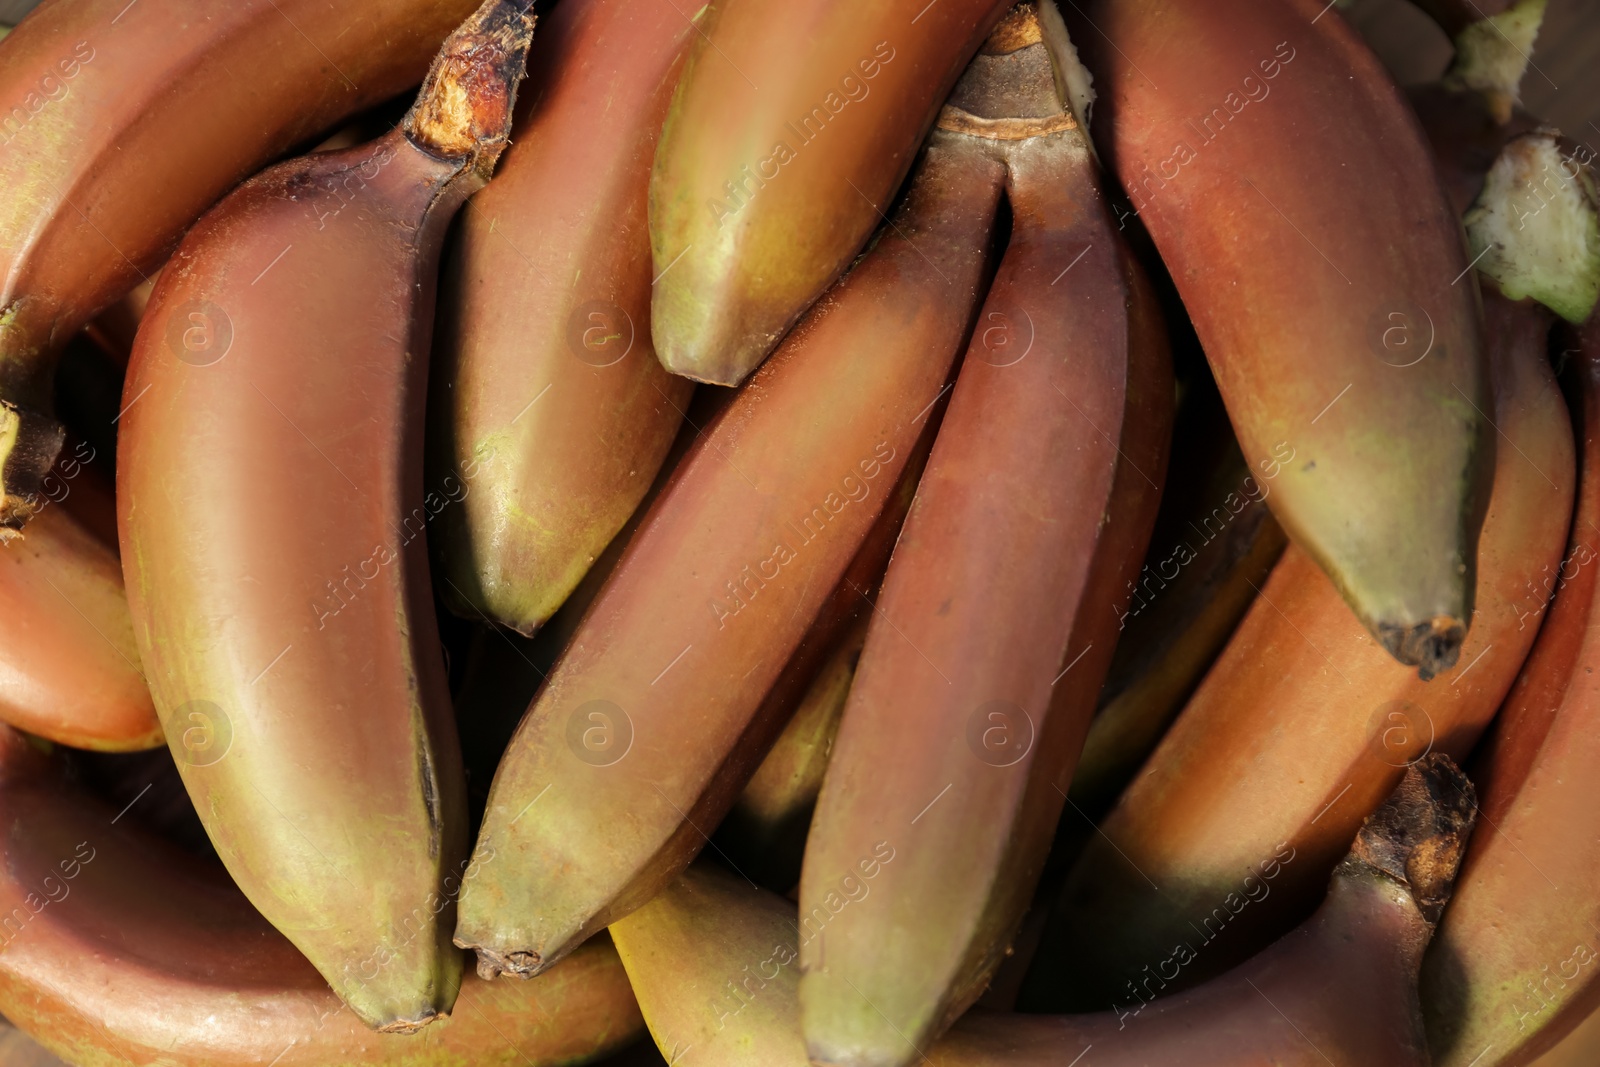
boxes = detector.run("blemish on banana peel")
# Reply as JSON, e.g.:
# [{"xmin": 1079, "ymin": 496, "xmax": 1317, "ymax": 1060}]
[
  {"xmin": 938, "ymin": 108, "xmax": 1076, "ymax": 142},
  {"xmin": 471, "ymin": 946, "xmax": 541, "ymax": 981},
  {"xmin": 417, "ymin": 741, "xmax": 441, "ymax": 861},
  {"xmin": 985, "ymin": 5, "xmax": 1045, "ymax": 53},
  {"xmin": 376, "ymin": 1006, "xmax": 442, "ymax": 1035}
]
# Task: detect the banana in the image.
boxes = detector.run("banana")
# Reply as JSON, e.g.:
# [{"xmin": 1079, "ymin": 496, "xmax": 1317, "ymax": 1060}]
[
  {"xmin": 713, "ymin": 430, "xmax": 932, "ymax": 894},
  {"xmin": 1060, "ymin": 0, "xmax": 1493, "ymax": 676},
  {"xmin": 797, "ymin": 10, "xmax": 1171, "ymax": 1063},
  {"xmin": 0, "ymin": 301, "xmax": 159, "ymax": 754},
  {"xmin": 1413, "ymin": 0, "xmax": 1547, "ymax": 122},
  {"xmin": 452, "ymin": 406, "xmax": 724, "ymax": 824},
  {"xmin": 117, "ymin": 0, "xmax": 536, "ymax": 1030},
  {"xmin": 0, "ymin": 0, "xmax": 484, "ymax": 530},
  {"xmin": 430, "ymin": 0, "xmax": 699, "ymax": 635},
  {"xmin": 457, "ymin": 119, "xmax": 1009, "ymax": 980},
  {"xmin": 715, "ymin": 423, "xmax": 935, "ymax": 892},
  {"xmin": 1419, "ymin": 309, "xmax": 1600, "ymax": 1065},
  {"xmin": 613, "ymin": 755, "xmax": 1474, "ymax": 1067},
  {"xmin": 648, "ymin": 0, "xmax": 1013, "ymax": 385},
  {"xmin": 1026, "ymin": 223, "xmax": 1576, "ymax": 1010},
  {"xmin": 0, "ymin": 723, "xmax": 643, "ymax": 1067},
  {"xmin": 1070, "ymin": 389, "xmax": 1286, "ymax": 817},
  {"xmin": 0, "ymin": 502, "xmax": 157, "ymax": 750},
  {"xmin": 717, "ymin": 615, "xmax": 870, "ymax": 891}
]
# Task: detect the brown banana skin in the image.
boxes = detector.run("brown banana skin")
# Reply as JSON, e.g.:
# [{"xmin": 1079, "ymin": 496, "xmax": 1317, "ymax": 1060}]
[
  {"xmin": 0, "ymin": 0, "xmax": 483, "ymax": 528},
  {"xmin": 457, "ymin": 131, "xmax": 1008, "ymax": 980},
  {"xmin": 1420, "ymin": 312, "xmax": 1600, "ymax": 1067},
  {"xmin": 797, "ymin": 12, "xmax": 1172, "ymax": 1063},
  {"xmin": 117, "ymin": 1, "xmax": 535, "ymax": 1031},
  {"xmin": 451, "ymin": 396, "xmax": 734, "ymax": 825},
  {"xmin": 614, "ymin": 756, "xmax": 1472, "ymax": 1067},
  {"xmin": 711, "ymin": 418, "xmax": 936, "ymax": 895},
  {"xmin": 0, "ymin": 724, "xmax": 644, "ymax": 1067},
  {"xmin": 1028, "ymin": 259, "xmax": 1575, "ymax": 1010},
  {"xmin": 431, "ymin": 0, "xmax": 697, "ymax": 635},
  {"xmin": 648, "ymin": 0, "xmax": 1013, "ymax": 385},
  {"xmin": 0, "ymin": 502, "xmax": 158, "ymax": 750},
  {"xmin": 712, "ymin": 430, "xmax": 933, "ymax": 895},
  {"xmin": 1062, "ymin": 0, "xmax": 1492, "ymax": 676}
]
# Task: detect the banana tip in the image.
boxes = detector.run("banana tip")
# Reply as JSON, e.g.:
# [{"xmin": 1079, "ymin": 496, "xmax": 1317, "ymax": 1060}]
[
  {"xmin": 1377, "ymin": 616, "xmax": 1466, "ymax": 681},
  {"xmin": 460, "ymin": 941, "xmax": 543, "ymax": 981},
  {"xmin": 654, "ymin": 347, "xmax": 749, "ymax": 388},
  {"xmin": 650, "ymin": 299, "xmax": 775, "ymax": 387}
]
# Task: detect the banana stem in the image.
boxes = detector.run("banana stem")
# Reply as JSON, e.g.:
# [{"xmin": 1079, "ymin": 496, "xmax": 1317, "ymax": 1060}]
[
  {"xmin": 1439, "ymin": 0, "xmax": 1547, "ymax": 123},
  {"xmin": 404, "ymin": 0, "xmax": 535, "ymax": 173},
  {"xmin": 1465, "ymin": 129, "xmax": 1600, "ymax": 325}
]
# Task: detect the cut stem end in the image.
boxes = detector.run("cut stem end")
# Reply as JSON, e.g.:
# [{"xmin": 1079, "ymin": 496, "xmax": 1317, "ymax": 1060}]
[
  {"xmin": 1344, "ymin": 753, "xmax": 1477, "ymax": 926},
  {"xmin": 404, "ymin": 0, "xmax": 536, "ymax": 173}
]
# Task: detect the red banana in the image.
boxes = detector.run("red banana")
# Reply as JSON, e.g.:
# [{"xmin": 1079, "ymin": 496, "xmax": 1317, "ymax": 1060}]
[
  {"xmin": 0, "ymin": 0, "xmax": 481, "ymax": 526},
  {"xmin": 456, "ymin": 115, "xmax": 1009, "ymax": 980},
  {"xmin": 797, "ymin": 8, "xmax": 1172, "ymax": 1064},
  {"xmin": 430, "ymin": 0, "xmax": 697, "ymax": 635},
  {"xmin": 614, "ymin": 755, "xmax": 1474, "ymax": 1067},
  {"xmin": 648, "ymin": 0, "xmax": 1013, "ymax": 384},
  {"xmin": 1029, "ymin": 241, "xmax": 1575, "ymax": 1010},
  {"xmin": 1060, "ymin": 0, "xmax": 1494, "ymax": 676},
  {"xmin": 0, "ymin": 724, "xmax": 643, "ymax": 1067},
  {"xmin": 1419, "ymin": 309, "xmax": 1600, "ymax": 1065},
  {"xmin": 118, "ymin": 0, "xmax": 535, "ymax": 1030}
]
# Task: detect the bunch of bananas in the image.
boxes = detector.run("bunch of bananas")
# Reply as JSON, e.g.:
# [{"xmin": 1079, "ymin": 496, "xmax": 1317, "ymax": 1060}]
[{"xmin": 0, "ymin": 0, "xmax": 1596, "ymax": 1063}]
